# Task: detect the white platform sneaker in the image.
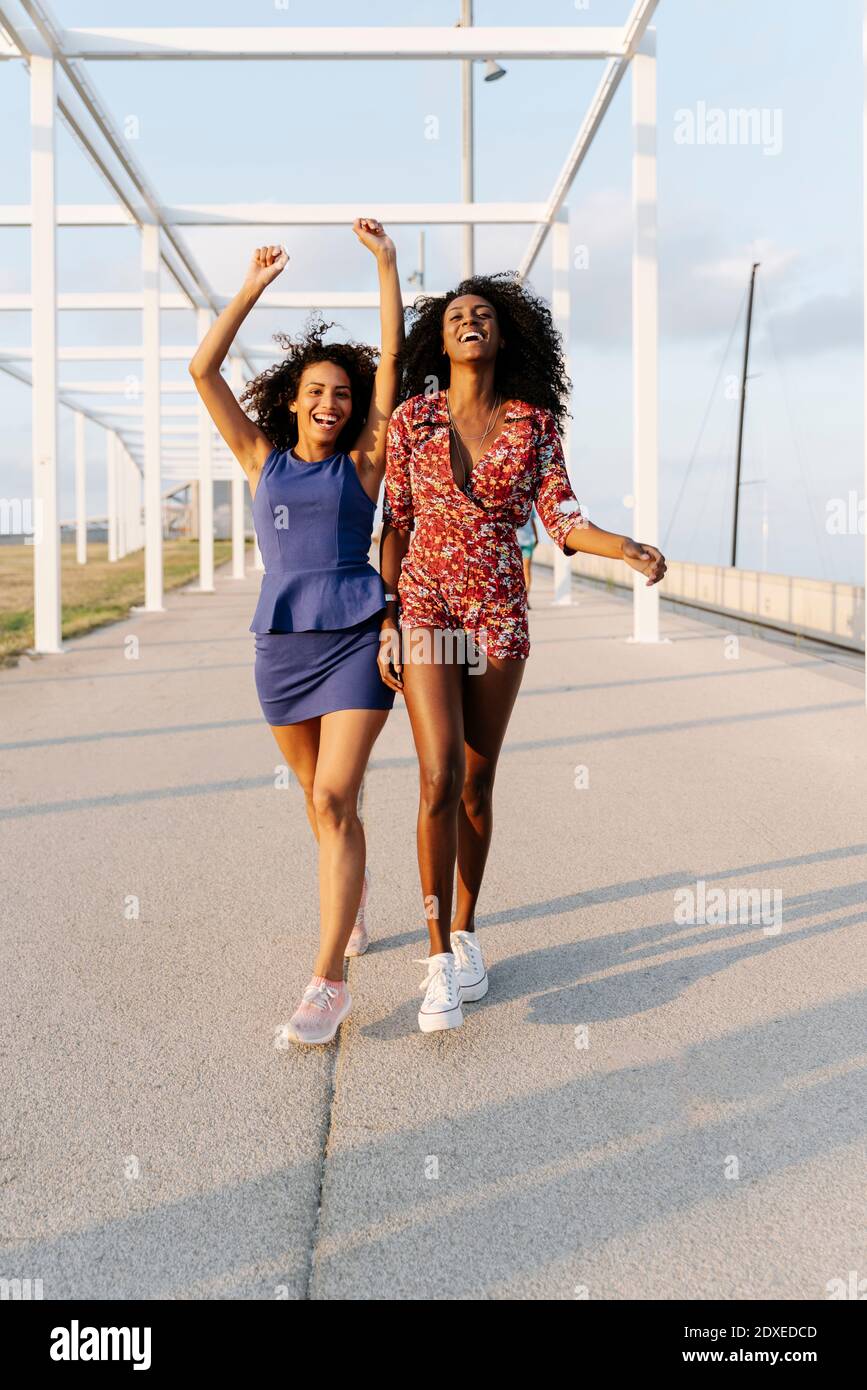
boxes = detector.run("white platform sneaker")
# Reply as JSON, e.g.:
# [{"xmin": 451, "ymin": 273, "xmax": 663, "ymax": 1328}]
[
  {"xmin": 416, "ymin": 953, "xmax": 464, "ymax": 1033},
  {"xmin": 451, "ymin": 930, "xmax": 489, "ymax": 1002}
]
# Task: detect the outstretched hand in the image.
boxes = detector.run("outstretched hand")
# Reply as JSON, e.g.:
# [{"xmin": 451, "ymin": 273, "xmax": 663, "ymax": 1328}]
[
  {"xmin": 244, "ymin": 244, "xmax": 289, "ymax": 294},
  {"xmin": 623, "ymin": 538, "xmax": 667, "ymax": 586},
  {"xmin": 353, "ymin": 217, "xmax": 396, "ymax": 260}
]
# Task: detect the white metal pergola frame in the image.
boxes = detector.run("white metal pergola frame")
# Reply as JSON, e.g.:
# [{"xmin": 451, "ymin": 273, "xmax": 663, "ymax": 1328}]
[{"xmin": 0, "ymin": 0, "xmax": 661, "ymax": 653}]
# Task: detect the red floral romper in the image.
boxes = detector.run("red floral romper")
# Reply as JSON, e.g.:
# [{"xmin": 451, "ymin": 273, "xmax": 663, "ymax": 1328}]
[{"xmin": 383, "ymin": 391, "xmax": 583, "ymax": 660}]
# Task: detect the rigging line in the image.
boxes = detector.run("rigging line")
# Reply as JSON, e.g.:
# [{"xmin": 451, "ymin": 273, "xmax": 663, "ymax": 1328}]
[
  {"xmin": 662, "ymin": 285, "xmax": 748, "ymax": 550},
  {"xmin": 684, "ymin": 382, "xmax": 736, "ymax": 561},
  {"xmin": 715, "ymin": 403, "xmax": 740, "ymax": 566},
  {"xmin": 756, "ymin": 277, "xmax": 832, "ymax": 582}
]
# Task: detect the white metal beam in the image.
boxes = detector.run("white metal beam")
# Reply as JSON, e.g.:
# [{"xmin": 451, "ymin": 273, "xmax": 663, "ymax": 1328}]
[
  {"xmin": 0, "ymin": 203, "xmax": 134, "ymax": 225},
  {"xmin": 60, "ymin": 381, "xmax": 196, "ymax": 394},
  {"xmin": 0, "ymin": 290, "xmax": 427, "ymax": 310},
  {"xmin": 0, "ymin": 358, "xmax": 142, "ymax": 456},
  {"xmin": 3, "ymin": 1, "xmax": 260, "ymax": 378},
  {"xmin": 74, "ymin": 404, "xmax": 200, "ymax": 417},
  {"xmin": 518, "ymin": 0, "xmax": 659, "ymax": 279},
  {"xmin": 161, "ymin": 475, "xmax": 238, "ymax": 484},
  {"xmin": 165, "ymin": 202, "xmax": 543, "ymax": 227},
  {"xmin": 0, "ymin": 201, "xmax": 548, "ymax": 227},
  {"xmin": 1, "ymin": 345, "xmax": 355, "ymax": 362},
  {"xmin": 6, "ymin": 26, "xmax": 627, "ymax": 61},
  {"xmin": 150, "ymin": 443, "xmax": 234, "ymax": 453},
  {"xmin": 121, "ymin": 425, "xmax": 201, "ymax": 437},
  {"xmin": 0, "ymin": 292, "xmax": 190, "ymax": 310}
]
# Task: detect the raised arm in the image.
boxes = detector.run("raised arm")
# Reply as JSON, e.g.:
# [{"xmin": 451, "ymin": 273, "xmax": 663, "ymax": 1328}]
[
  {"xmin": 188, "ymin": 245, "xmax": 288, "ymax": 492},
  {"xmin": 348, "ymin": 218, "xmax": 405, "ymax": 496},
  {"xmin": 376, "ymin": 402, "xmax": 415, "ymax": 691}
]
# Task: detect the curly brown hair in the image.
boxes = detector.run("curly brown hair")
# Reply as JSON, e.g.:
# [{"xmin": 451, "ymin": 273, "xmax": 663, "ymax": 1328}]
[
  {"xmin": 240, "ymin": 317, "xmax": 379, "ymax": 452},
  {"xmin": 399, "ymin": 273, "xmax": 571, "ymax": 432}
]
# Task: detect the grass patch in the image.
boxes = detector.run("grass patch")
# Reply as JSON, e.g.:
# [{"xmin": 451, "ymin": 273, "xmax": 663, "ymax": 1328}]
[{"xmin": 0, "ymin": 540, "xmax": 237, "ymax": 665}]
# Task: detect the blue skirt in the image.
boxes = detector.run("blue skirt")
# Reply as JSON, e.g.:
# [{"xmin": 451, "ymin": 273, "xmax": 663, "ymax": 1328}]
[{"xmin": 254, "ymin": 611, "xmax": 395, "ymax": 726}]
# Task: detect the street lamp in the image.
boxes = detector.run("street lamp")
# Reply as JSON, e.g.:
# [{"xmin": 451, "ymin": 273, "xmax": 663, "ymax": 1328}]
[
  {"xmin": 459, "ymin": 3, "xmax": 508, "ymax": 279},
  {"xmin": 483, "ymin": 58, "xmax": 507, "ymax": 82}
]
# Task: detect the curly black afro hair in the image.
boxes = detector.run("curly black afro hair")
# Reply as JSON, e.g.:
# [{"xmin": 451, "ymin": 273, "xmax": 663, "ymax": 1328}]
[
  {"xmin": 399, "ymin": 272, "xmax": 571, "ymax": 432},
  {"xmin": 240, "ymin": 317, "xmax": 379, "ymax": 453}
]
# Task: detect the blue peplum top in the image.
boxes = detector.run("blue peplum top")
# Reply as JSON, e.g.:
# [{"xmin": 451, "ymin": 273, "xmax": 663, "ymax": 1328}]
[{"xmin": 249, "ymin": 447, "xmax": 387, "ymax": 634}]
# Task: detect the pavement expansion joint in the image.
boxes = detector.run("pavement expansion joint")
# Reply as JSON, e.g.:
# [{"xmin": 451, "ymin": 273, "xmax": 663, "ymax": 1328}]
[
  {"xmin": 305, "ymin": 772, "xmax": 367, "ymax": 1299},
  {"xmin": 304, "ymin": 1025, "xmax": 343, "ymax": 1301}
]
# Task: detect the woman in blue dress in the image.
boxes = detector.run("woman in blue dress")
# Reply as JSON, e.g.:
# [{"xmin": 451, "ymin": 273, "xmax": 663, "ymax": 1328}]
[{"xmin": 189, "ymin": 219, "xmax": 403, "ymax": 1045}]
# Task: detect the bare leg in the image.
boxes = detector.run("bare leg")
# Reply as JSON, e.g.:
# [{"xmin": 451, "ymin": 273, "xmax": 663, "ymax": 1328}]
[
  {"xmin": 401, "ymin": 631, "xmax": 465, "ymax": 956},
  {"xmin": 311, "ymin": 708, "xmax": 389, "ymax": 979},
  {"xmin": 269, "ymin": 717, "xmax": 321, "ymax": 840},
  {"xmin": 453, "ymin": 655, "xmax": 526, "ymax": 934}
]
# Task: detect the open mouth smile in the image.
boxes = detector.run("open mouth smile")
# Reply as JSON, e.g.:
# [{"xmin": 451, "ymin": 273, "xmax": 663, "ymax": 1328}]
[
  {"xmin": 459, "ymin": 330, "xmax": 485, "ymax": 344},
  {"xmin": 312, "ymin": 413, "xmax": 340, "ymax": 428}
]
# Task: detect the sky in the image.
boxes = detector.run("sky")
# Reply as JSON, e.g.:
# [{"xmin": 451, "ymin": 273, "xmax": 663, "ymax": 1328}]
[{"xmin": 0, "ymin": 0, "xmax": 863, "ymax": 583}]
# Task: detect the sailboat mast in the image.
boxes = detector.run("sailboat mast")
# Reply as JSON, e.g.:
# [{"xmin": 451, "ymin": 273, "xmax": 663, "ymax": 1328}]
[{"xmin": 731, "ymin": 260, "xmax": 760, "ymax": 568}]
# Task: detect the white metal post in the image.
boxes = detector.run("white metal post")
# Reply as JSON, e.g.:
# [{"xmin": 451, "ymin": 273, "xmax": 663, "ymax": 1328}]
[
  {"xmin": 118, "ymin": 447, "xmax": 127, "ymax": 557},
  {"xmin": 106, "ymin": 429, "xmax": 118, "ymax": 561},
  {"xmin": 123, "ymin": 447, "xmax": 136, "ymax": 555},
  {"xmin": 630, "ymin": 29, "xmax": 661, "ymax": 643},
  {"xmin": 30, "ymin": 56, "xmax": 62, "ymax": 652},
  {"xmin": 117, "ymin": 442, "xmax": 127, "ymax": 558},
  {"xmin": 74, "ymin": 410, "xmax": 87, "ymax": 564},
  {"xmin": 124, "ymin": 449, "xmax": 134, "ymax": 554},
  {"xmin": 142, "ymin": 222, "xmax": 164, "ymax": 608},
  {"xmin": 127, "ymin": 450, "xmax": 139, "ymax": 552},
  {"xmin": 229, "ymin": 357, "xmax": 246, "ymax": 579},
  {"xmin": 134, "ymin": 454, "xmax": 143, "ymax": 550},
  {"xmin": 461, "ymin": 0, "xmax": 475, "ymax": 280},
  {"xmin": 864, "ymin": 0, "xmax": 867, "ymax": 704},
  {"xmin": 132, "ymin": 450, "xmax": 143, "ymax": 551},
  {"xmin": 552, "ymin": 209, "xmax": 573, "ymax": 606},
  {"xmin": 196, "ymin": 307, "xmax": 215, "ymax": 591}
]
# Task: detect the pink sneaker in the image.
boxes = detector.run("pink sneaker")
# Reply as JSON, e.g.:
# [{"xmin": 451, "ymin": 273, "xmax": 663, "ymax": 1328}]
[
  {"xmin": 285, "ymin": 976, "xmax": 351, "ymax": 1045},
  {"xmin": 344, "ymin": 868, "xmax": 371, "ymax": 958}
]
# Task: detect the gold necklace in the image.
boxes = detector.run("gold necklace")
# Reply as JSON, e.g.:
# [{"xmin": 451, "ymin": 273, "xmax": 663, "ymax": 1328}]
[{"xmin": 445, "ymin": 391, "xmax": 501, "ymax": 491}]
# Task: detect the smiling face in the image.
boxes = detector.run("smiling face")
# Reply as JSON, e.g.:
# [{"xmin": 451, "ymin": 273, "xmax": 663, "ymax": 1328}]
[
  {"xmin": 441, "ymin": 294, "xmax": 503, "ymax": 366},
  {"xmin": 290, "ymin": 359, "xmax": 352, "ymax": 453}
]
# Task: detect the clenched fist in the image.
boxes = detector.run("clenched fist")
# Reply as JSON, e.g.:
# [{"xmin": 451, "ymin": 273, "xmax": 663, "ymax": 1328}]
[
  {"xmin": 352, "ymin": 217, "xmax": 396, "ymax": 261},
  {"xmin": 244, "ymin": 244, "xmax": 289, "ymax": 294}
]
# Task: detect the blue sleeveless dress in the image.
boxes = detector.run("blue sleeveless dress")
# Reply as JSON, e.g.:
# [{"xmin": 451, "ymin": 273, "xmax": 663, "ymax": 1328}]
[{"xmin": 250, "ymin": 447, "xmax": 395, "ymax": 725}]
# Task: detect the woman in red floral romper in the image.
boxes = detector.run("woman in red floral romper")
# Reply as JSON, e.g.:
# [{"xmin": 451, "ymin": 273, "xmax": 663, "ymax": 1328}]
[{"xmin": 378, "ymin": 274, "xmax": 666, "ymax": 1033}]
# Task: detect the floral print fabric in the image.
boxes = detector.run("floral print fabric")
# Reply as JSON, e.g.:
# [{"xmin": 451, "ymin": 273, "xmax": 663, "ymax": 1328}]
[{"xmin": 384, "ymin": 390, "xmax": 583, "ymax": 659}]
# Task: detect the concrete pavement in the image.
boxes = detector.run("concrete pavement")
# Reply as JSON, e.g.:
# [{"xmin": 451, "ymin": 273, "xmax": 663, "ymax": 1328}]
[{"xmin": 1, "ymin": 562, "xmax": 864, "ymax": 1299}]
